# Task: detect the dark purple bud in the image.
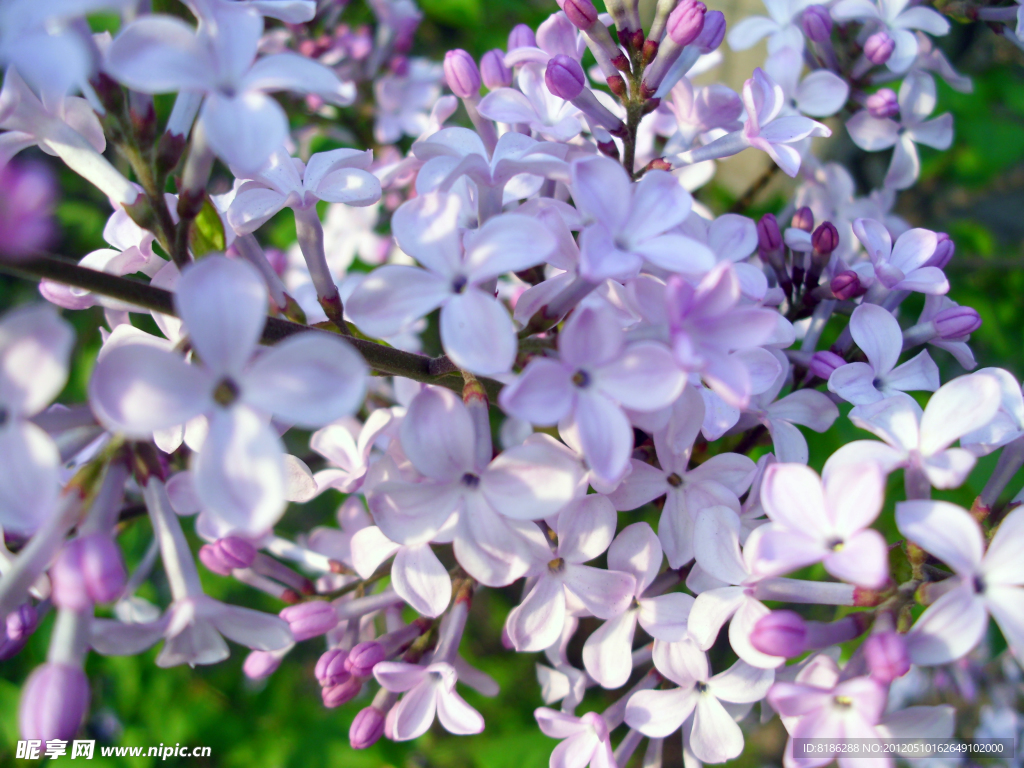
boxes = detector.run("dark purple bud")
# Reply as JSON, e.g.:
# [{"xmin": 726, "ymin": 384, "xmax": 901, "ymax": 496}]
[
  {"xmin": 350, "ymin": 706, "xmax": 386, "ymax": 749},
  {"xmin": 443, "ymin": 49, "xmax": 481, "ymax": 99},
  {"xmin": 345, "ymin": 641, "xmax": 387, "ymax": 677},
  {"xmin": 750, "ymin": 610, "xmax": 808, "ymax": 657},
  {"xmin": 508, "ymin": 23, "xmax": 537, "ymax": 51},
  {"xmin": 757, "ymin": 213, "xmax": 782, "ymax": 251},
  {"xmin": 791, "ymin": 206, "xmax": 814, "ymax": 232},
  {"xmin": 934, "ymin": 306, "xmax": 981, "ymax": 339},
  {"xmin": 19, "ymin": 663, "xmax": 90, "ymax": 742},
  {"xmin": 564, "ymin": 0, "xmax": 599, "ymax": 30},
  {"xmin": 809, "ymin": 350, "xmax": 846, "ymax": 380},
  {"xmin": 925, "ymin": 232, "xmax": 954, "ymax": 268},
  {"xmin": 693, "ymin": 10, "xmax": 725, "ymax": 53},
  {"xmin": 52, "ymin": 534, "xmax": 127, "ymax": 610},
  {"xmin": 866, "ymin": 88, "xmax": 899, "ymax": 119},
  {"xmin": 480, "ymin": 49, "xmax": 512, "ymax": 89},
  {"xmin": 802, "ymin": 5, "xmax": 832, "ymax": 43},
  {"xmin": 6, "ymin": 604, "xmax": 38, "ymax": 643},
  {"xmin": 243, "ymin": 650, "xmax": 282, "ymax": 680},
  {"xmin": 812, "ymin": 222, "xmax": 840, "ymax": 254},
  {"xmin": 279, "ymin": 600, "xmax": 339, "ymax": 642},
  {"xmin": 864, "ymin": 630, "xmax": 910, "ymax": 682},
  {"xmin": 667, "ymin": 0, "xmax": 707, "ymax": 45},
  {"xmin": 864, "ymin": 31, "xmax": 895, "ymax": 65},
  {"xmin": 315, "ymin": 648, "xmax": 351, "ymax": 687},
  {"xmin": 545, "ymin": 54, "xmax": 586, "ymax": 100},
  {"xmin": 322, "ymin": 676, "xmax": 362, "ymax": 708},
  {"xmin": 831, "ymin": 270, "xmax": 865, "ymax": 300}
]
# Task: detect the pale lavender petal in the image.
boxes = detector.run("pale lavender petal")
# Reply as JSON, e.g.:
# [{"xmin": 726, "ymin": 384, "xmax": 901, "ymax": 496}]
[
  {"xmin": 440, "ymin": 289, "xmax": 517, "ymax": 376},
  {"xmin": 906, "ymin": 583, "xmax": 988, "ymax": 665},
  {"xmin": 556, "ymin": 495, "xmax": 618, "ymax": 564},
  {"xmin": 562, "ymin": 563, "xmax": 636, "ymax": 619},
  {"xmin": 574, "ymin": 390, "xmax": 633, "ymax": 484},
  {"xmin": 824, "ymin": 528, "xmax": 889, "ymax": 588},
  {"xmin": 638, "ymin": 592, "xmax": 695, "ymax": 642},
  {"xmin": 346, "ymin": 266, "xmax": 450, "ymax": 338},
  {"xmin": 582, "ymin": 609, "xmax": 639, "ymax": 689},
  {"xmin": 919, "ymin": 374, "xmax": 1001, "ymax": 455},
  {"xmin": 400, "ymin": 386, "xmax": 475, "ymax": 481},
  {"xmin": 595, "ymin": 342, "xmax": 686, "ymax": 412},
  {"xmin": 896, "ymin": 499, "xmax": 983, "ymax": 575},
  {"xmin": 498, "ymin": 358, "xmax": 574, "ymax": 426},
  {"xmin": 687, "ymin": 587, "xmax": 747, "ymax": 650},
  {"xmin": 690, "ymin": 693, "xmax": 746, "ymax": 763},
  {"xmin": 392, "ymin": 543, "xmax": 452, "ymax": 618},
  {"xmin": 624, "ymin": 686, "xmax": 697, "ymax": 738},
  {"xmin": 482, "ymin": 439, "xmax": 582, "ymax": 521},
  {"xmin": 506, "ymin": 574, "xmax": 567, "ymax": 652}
]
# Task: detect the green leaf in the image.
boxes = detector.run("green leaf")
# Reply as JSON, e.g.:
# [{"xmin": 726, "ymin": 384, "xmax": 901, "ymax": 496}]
[{"xmin": 189, "ymin": 195, "xmax": 227, "ymax": 258}]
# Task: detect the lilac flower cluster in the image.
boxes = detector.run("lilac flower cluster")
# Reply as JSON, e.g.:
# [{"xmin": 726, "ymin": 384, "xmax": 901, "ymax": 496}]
[{"xmin": 1, "ymin": 0, "xmax": 1022, "ymax": 764}]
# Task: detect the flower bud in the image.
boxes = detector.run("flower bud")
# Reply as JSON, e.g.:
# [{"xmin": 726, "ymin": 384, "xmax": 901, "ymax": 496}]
[
  {"xmin": 693, "ymin": 10, "xmax": 725, "ymax": 53},
  {"xmin": 52, "ymin": 534, "xmax": 127, "ymax": 610},
  {"xmin": 508, "ymin": 23, "xmax": 536, "ymax": 50},
  {"xmin": 480, "ymin": 49, "xmax": 512, "ymax": 89},
  {"xmin": 322, "ymin": 676, "xmax": 362, "ymax": 708},
  {"xmin": 809, "ymin": 350, "xmax": 846, "ymax": 380},
  {"xmin": 864, "ymin": 31, "xmax": 895, "ymax": 65},
  {"xmin": 864, "ymin": 630, "xmax": 910, "ymax": 682},
  {"xmin": 564, "ymin": 0, "xmax": 599, "ymax": 30},
  {"xmin": 933, "ymin": 306, "xmax": 981, "ymax": 339},
  {"xmin": 0, "ymin": 161, "xmax": 55, "ymax": 260},
  {"xmin": 866, "ymin": 88, "xmax": 899, "ymax": 119},
  {"xmin": 315, "ymin": 648, "xmax": 352, "ymax": 687},
  {"xmin": 802, "ymin": 5, "xmax": 832, "ymax": 43},
  {"xmin": 812, "ymin": 222, "xmax": 839, "ymax": 254},
  {"xmin": 667, "ymin": 0, "xmax": 707, "ymax": 45},
  {"xmin": 345, "ymin": 641, "xmax": 386, "ymax": 677},
  {"xmin": 280, "ymin": 600, "xmax": 339, "ymax": 642},
  {"xmin": 750, "ymin": 610, "xmax": 807, "ymax": 657},
  {"xmin": 757, "ymin": 213, "xmax": 782, "ymax": 252},
  {"xmin": 925, "ymin": 232, "xmax": 954, "ymax": 268},
  {"xmin": 243, "ymin": 650, "xmax": 282, "ymax": 680},
  {"xmin": 6, "ymin": 603, "xmax": 38, "ymax": 643},
  {"xmin": 791, "ymin": 206, "xmax": 814, "ymax": 232},
  {"xmin": 199, "ymin": 536, "xmax": 256, "ymax": 576},
  {"xmin": 350, "ymin": 706, "xmax": 386, "ymax": 749},
  {"xmin": 545, "ymin": 54, "xmax": 586, "ymax": 100},
  {"xmin": 830, "ymin": 270, "xmax": 865, "ymax": 300},
  {"xmin": 19, "ymin": 663, "xmax": 90, "ymax": 742},
  {"xmin": 443, "ymin": 49, "xmax": 481, "ymax": 99}
]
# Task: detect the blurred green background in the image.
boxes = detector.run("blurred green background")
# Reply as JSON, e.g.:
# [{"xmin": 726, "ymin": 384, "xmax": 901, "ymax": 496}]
[{"xmin": 1, "ymin": 0, "xmax": 1024, "ymax": 766}]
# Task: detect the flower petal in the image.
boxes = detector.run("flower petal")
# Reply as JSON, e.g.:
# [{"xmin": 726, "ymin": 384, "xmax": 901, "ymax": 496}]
[{"xmin": 440, "ymin": 289, "xmax": 517, "ymax": 376}]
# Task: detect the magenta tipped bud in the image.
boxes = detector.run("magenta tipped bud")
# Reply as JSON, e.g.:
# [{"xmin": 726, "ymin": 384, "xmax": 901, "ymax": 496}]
[
  {"xmin": 51, "ymin": 533, "xmax": 127, "ymax": 610},
  {"xmin": 809, "ymin": 350, "xmax": 846, "ymax": 380},
  {"xmin": 830, "ymin": 270, "xmax": 865, "ymax": 300},
  {"xmin": 564, "ymin": 0, "xmax": 599, "ymax": 30},
  {"xmin": 694, "ymin": 10, "xmax": 725, "ymax": 52},
  {"xmin": 508, "ymin": 23, "xmax": 536, "ymax": 50},
  {"xmin": 19, "ymin": 663, "xmax": 90, "ymax": 742},
  {"xmin": 199, "ymin": 536, "xmax": 256, "ymax": 576},
  {"xmin": 757, "ymin": 213, "xmax": 782, "ymax": 252},
  {"xmin": 322, "ymin": 676, "xmax": 362, "ymax": 708},
  {"xmin": 866, "ymin": 88, "xmax": 899, "ymax": 119},
  {"xmin": 545, "ymin": 54, "xmax": 586, "ymax": 100},
  {"xmin": 480, "ymin": 49, "xmax": 512, "ymax": 89},
  {"xmin": 802, "ymin": 5, "xmax": 832, "ymax": 43},
  {"xmin": 315, "ymin": 648, "xmax": 352, "ymax": 687},
  {"xmin": 812, "ymin": 221, "xmax": 840, "ymax": 254},
  {"xmin": 864, "ymin": 631, "xmax": 910, "ymax": 682},
  {"xmin": 792, "ymin": 206, "xmax": 814, "ymax": 232},
  {"xmin": 925, "ymin": 232, "xmax": 954, "ymax": 268},
  {"xmin": 244, "ymin": 650, "xmax": 283, "ymax": 680},
  {"xmin": 345, "ymin": 641, "xmax": 386, "ymax": 677},
  {"xmin": 279, "ymin": 600, "xmax": 339, "ymax": 642},
  {"xmin": 751, "ymin": 610, "xmax": 808, "ymax": 657},
  {"xmin": 864, "ymin": 31, "xmax": 895, "ymax": 65},
  {"xmin": 667, "ymin": 0, "xmax": 707, "ymax": 45},
  {"xmin": 6, "ymin": 603, "xmax": 38, "ymax": 643},
  {"xmin": 443, "ymin": 49, "xmax": 481, "ymax": 99},
  {"xmin": 350, "ymin": 706, "xmax": 386, "ymax": 749},
  {"xmin": 933, "ymin": 306, "xmax": 981, "ymax": 339}
]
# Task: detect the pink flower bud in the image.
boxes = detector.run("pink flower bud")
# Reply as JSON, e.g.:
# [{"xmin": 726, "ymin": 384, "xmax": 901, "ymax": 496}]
[
  {"xmin": 864, "ymin": 31, "xmax": 895, "ymax": 65},
  {"xmin": 315, "ymin": 648, "xmax": 352, "ymax": 687},
  {"xmin": 831, "ymin": 270, "xmax": 865, "ymax": 300},
  {"xmin": 564, "ymin": 0, "xmax": 599, "ymax": 30},
  {"xmin": 243, "ymin": 650, "xmax": 282, "ymax": 680},
  {"xmin": 199, "ymin": 545, "xmax": 232, "ymax": 576},
  {"xmin": 345, "ymin": 641, "xmax": 387, "ymax": 677},
  {"xmin": 279, "ymin": 600, "xmax": 339, "ymax": 642},
  {"xmin": 802, "ymin": 5, "xmax": 832, "ymax": 43},
  {"xmin": 933, "ymin": 306, "xmax": 981, "ymax": 339},
  {"xmin": 6, "ymin": 603, "xmax": 38, "ymax": 642},
  {"xmin": 0, "ymin": 161, "xmax": 56, "ymax": 261},
  {"xmin": 508, "ymin": 23, "xmax": 537, "ymax": 51},
  {"xmin": 866, "ymin": 88, "xmax": 899, "ymax": 119},
  {"xmin": 52, "ymin": 534, "xmax": 126, "ymax": 610},
  {"xmin": 925, "ymin": 232, "xmax": 954, "ymax": 268},
  {"xmin": 19, "ymin": 663, "xmax": 90, "ymax": 742},
  {"xmin": 545, "ymin": 54, "xmax": 586, "ymax": 100},
  {"xmin": 350, "ymin": 706, "xmax": 386, "ymax": 749},
  {"xmin": 791, "ymin": 206, "xmax": 814, "ymax": 232},
  {"xmin": 750, "ymin": 610, "xmax": 808, "ymax": 657},
  {"xmin": 322, "ymin": 676, "xmax": 362, "ymax": 708},
  {"xmin": 199, "ymin": 537, "xmax": 255, "ymax": 576},
  {"xmin": 812, "ymin": 222, "xmax": 839, "ymax": 254},
  {"xmin": 443, "ymin": 49, "xmax": 481, "ymax": 99},
  {"xmin": 810, "ymin": 350, "xmax": 846, "ymax": 380},
  {"xmin": 480, "ymin": 49, "xmax": 512, "ymax": 89},
  {"xmin": 864, "ymin": 631, "xmax": 910, "ymax": 682},
  {"xmin": 757, "ymin": 213, "xmax": 782, "ymax": 251},
  {"xmin": 667, "ymin": 0, "xmax": 707, "ymax": 45},
  {"xmin": 694, "ymin": 10, "xmax": 725, "ymax": 53}
]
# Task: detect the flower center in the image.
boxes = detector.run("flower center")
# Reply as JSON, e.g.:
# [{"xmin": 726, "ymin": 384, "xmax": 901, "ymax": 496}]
[
  {"xmin": 666, "ymin": 473, "xmax": 683, "ymax": 487},
  {"xmin": 451, "ymin": 275, "xmax": 468, "ymax": 294},
  {"xmin": 695, "ymin": 681, "xmax": 709, "ymax": 694},
  {"xmin": 0, "ymin": 407, "xmax": 8, "ymax": 427},
  {"xmin": 460, "ymin": 472, "xmax": 480, "ymax": 489},
  {"xmin": 571, "ymin": 369, "xmax": 591, "ymax": 388},
  {"xmin": 548, "ymin": 557, "xmax": 565, "ymax": 574},
  {"xmin": 827, "ymin": 537, "xmax": 845, "ymax": 552},
  {"xmin": 833, "ymin": 695, "xmax": 853, "ymax": 708},
  {"xmin": 213, "ymin": 377, "xmax": 241, "ymax": 407},
  {"xmin": 973, "ymin": 574, "xmax": 986, "ymax": 594}
]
